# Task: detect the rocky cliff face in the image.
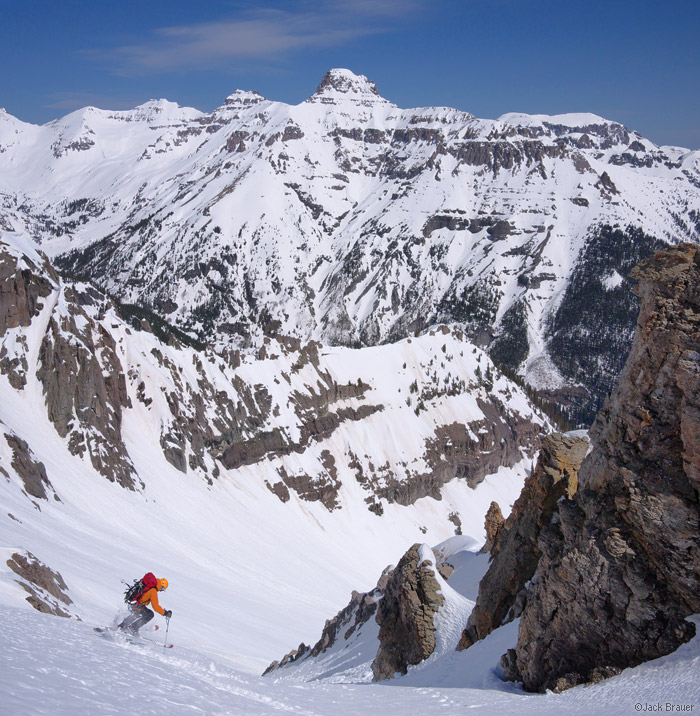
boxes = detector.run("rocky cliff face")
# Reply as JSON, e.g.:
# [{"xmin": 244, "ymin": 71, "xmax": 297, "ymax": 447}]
[
  {"xmin": 0, "ymin": 242, "xmax": 56, "ymax": 389},
  {"xmin": 0, "ymin": 230, "xmax": 545, "ymax": 513},
  {"xmin": 37, "ymin": 284, "xmax": 137, "ymax": 489},
  {"xmin": 508, "ymin": 243, "xmax": 700, "ymax": 692},
  {"xmin": 371, "ymin": 544, "xmax": 445, "ymax": 680},
  {"xmin": 458, "ymin": 432, "xmax": 588, "ymax": 650}
]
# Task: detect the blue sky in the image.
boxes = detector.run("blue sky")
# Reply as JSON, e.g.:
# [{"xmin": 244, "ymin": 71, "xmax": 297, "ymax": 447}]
[{"xmin": 2, "ymin": 0, "xmax": 698, "ymax": 148}]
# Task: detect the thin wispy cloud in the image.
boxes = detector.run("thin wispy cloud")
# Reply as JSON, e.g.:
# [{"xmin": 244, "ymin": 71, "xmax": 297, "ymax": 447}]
[{"xmin": 95, "ymin": 1, "xmax": 423, "ymax": 75}]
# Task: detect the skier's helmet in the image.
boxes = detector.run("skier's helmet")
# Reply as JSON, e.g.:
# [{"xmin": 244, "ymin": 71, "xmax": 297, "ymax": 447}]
[{"xmin": 158, "ymin": 578, "xmax": 168, "ymax": 591}]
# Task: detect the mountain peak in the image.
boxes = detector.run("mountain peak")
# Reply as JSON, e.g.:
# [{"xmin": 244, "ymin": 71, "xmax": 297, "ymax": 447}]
[
  {"xmin": 224, "ymin": 89, "xmax": 265, "ymax": 107},
  {"xmin": 306, "ymin": 69, "xmax": 391, "ymax": 105}
]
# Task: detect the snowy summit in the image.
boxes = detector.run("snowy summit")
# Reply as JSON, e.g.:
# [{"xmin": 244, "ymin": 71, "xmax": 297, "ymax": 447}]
[{"xmin": 306, "ymin": 68, "xmax": 391, "ymax": 104}]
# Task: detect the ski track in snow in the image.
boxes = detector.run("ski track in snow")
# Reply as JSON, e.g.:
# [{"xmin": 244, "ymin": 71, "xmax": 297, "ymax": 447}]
[{"xmin": 2, "ymin": 606, "xmax": 699, "ymax": 715}]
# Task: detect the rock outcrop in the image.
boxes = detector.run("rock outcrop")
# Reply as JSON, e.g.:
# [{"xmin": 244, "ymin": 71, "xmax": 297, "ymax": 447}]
[
  {"xmin": 37, "ymin": 285, "xmax": 138, "ymax": 489},
  {"xmin": 349, "ymin": 407, "xmax": 543, "ymax": 510},
  {"xmin": 509, "ymin": 243, "xmax": 700, "ymax": 692},
  {"xmin": 262, "ymin": 587, "xmax": 383, "ymax": 676},
  {"xmin": 480, "ymin": 500, "xmax": 504, "ymax": 553},
  {"xmin": 262, "ymin": 642, "xmax": 311, "ymax": 675},
  {"xmin": 264, "ymin": 543, "xmax": 447, "ymax": 681},
  {"xmin": 0, "ymin": 245, "xmax": 56, "ymax": 336},
  {"xmin": 6, "ymin": 550, "xmax": 74, "ymax": 617},
  {"xmin": 0, "ymin": 244, "xmax": 57, "ymax": 389},
  {"xmin": 458, "ymin": 433, "xmax": 588, "ymax": 649},
  {"xmin": 3, "ymin": 431, "xmax": 56, "ymax": 501},
  {"xmin": 371, "ymin": 544, "xmax": 445, "ymax": 680}
]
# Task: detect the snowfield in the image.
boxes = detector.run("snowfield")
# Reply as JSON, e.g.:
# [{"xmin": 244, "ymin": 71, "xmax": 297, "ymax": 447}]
[
  {"xmin": 1, "ymin": 592, "xmax": 699, "ymax": 715},
  {"xmin": 2, "ymin": 455, "xmax": 699, "ymax": 714}
]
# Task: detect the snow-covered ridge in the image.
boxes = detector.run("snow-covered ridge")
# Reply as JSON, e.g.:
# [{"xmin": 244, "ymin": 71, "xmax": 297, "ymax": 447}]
[
  {"xmin": 498, "ymin": 110, "xmax": 619, "ymax": 131},
  {"xmin": 0, "ymin": 228, "xmax": 545, "ymax": 510},
  {"xmin": 1, "ymin": 68, "xmax": 699, "ymax": 426}
]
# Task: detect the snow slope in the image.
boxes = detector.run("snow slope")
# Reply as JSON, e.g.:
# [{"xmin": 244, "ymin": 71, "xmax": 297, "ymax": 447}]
[
  {"xmin": 0, "ymin": 228, "xmax": 543, "ymax": 675},
  {"xmin": 2, "ymin": 582, "xmax": 698, "ymax": 715},
  {"xmin": 0, "ymin": 237, "xmax": 697, "ymax": 710},
  {"xmin": 0, "ymin": 398, "xmax": 532, "ymax": 674}
]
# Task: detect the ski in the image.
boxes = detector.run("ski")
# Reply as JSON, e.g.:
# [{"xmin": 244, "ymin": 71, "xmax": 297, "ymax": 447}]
[
  {"xmin": 139, "ymin": 635, "xmax": 174, "ymax": 649},
  {"xmin": 94, "ymin": 625, "xmax": 159, "ymax": 634},
  {"xmin": 94, "ymin": 627, "xmax": 171, "ymax": 647}
]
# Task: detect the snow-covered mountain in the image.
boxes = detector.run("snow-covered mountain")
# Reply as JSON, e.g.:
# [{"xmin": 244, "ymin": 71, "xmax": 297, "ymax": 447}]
[
  {"xmin": 1, "ymin": 205, "xmax": 698, "ymax": 710},
  {"xmin": 0, "ymin": 228, "xmax": 543, "ymax": 508},
  {"xmin": 2, "ymin": 69, "xmax": 699, "ymax": 422},
  {"xmin": 3, "ymin": 69, "xmax": 699, "ymax": 713},
  {"xmin": 0, "ymin": 227, "xmax": 557, "ymax": 710}
]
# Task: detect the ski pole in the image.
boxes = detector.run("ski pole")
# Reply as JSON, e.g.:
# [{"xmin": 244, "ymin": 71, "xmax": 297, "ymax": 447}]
[{"xmin": 164, "ymin": 616, "xmax": 170, "ymax": 652}]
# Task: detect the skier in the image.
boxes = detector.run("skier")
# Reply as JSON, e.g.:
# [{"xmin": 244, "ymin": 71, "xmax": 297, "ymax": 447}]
[{"xmin": 119, "ymin": 576, "xmax": 172, "ymax": 635}]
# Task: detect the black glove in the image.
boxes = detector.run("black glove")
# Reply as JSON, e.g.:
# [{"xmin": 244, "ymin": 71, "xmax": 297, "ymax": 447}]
[{"xmin": 164, "ymin": 610, "xmax": 172, "ymax": 619}]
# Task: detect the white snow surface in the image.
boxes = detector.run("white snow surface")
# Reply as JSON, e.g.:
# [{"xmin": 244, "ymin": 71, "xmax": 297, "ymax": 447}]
[
  {"xmin": 603, "ymin": 269, "xmax": 625, "ymax": 289},
  {"xmin": 2, "ymin": 417, "xmax": 698, "ymax": 714},
  {"xmin": 2, "ymin": 586, "xmax": 699, "ymax": 714}
]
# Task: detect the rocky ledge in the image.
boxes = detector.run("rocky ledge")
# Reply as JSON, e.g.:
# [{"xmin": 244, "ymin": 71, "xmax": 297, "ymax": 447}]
[{"xmin": 504, "ymin": 243, "xmax": 700, "ymax": 692}]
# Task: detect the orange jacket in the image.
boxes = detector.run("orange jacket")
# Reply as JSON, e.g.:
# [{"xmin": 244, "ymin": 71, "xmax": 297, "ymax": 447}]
[{"xmin": 138, "ymin": 587, "xmax": 165, "ymax": 616}]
